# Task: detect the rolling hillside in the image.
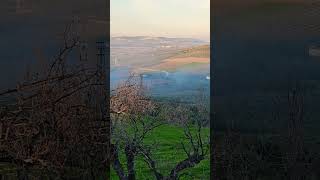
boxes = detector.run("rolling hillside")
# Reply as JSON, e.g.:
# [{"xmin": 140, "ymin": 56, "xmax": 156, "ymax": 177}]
[{"xmin": 171, "ymin": 44, "xmax": 210, "ymax": 58}]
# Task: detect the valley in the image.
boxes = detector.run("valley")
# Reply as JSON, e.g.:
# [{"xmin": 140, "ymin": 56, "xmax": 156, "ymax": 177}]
[{"xmin": 110, "ymin": 37, "xmax": 210, "ymax": 100}]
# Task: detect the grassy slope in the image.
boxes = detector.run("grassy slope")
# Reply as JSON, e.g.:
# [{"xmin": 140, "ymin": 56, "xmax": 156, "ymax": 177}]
[
  {"xmin": 171, "ymin": 45, "xmax": 210, "ymax": 59},
  {"xmin": 154, "ymin": 45, "xmax": 210, "ymax": 72},
  {"xmin": 110, "ymin": 125, "xmax": 210, "ymax": 180}
]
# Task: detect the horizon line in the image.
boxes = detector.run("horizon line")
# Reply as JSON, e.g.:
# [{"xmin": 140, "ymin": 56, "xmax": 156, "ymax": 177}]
[{"xmin": 110, "ymin": 35, "xmax": 210, "ymax": 41}]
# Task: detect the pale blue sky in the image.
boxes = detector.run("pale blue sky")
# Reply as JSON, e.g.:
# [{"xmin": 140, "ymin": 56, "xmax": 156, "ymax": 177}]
[{"xmin": 111, "ymin": 0, "xmax": 210, "ymax": 41}]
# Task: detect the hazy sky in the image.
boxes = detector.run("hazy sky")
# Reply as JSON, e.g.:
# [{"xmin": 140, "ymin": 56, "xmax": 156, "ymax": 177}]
[{"xmin": 111, "ymin": 0, "xmax": 210, "ymax": 41}]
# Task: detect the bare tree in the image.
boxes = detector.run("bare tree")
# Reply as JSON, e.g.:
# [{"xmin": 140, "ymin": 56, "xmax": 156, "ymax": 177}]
[
  {"xmin": 0, "ymin": 21, "xmax": 108, "ymax": 179},
  {"xmin": 110, "ymin": 76, "xmax": 209, "ymax": 180},
  {"xmin": 212, "ymin": 81, "xmax": 318, "ymax": 180}
]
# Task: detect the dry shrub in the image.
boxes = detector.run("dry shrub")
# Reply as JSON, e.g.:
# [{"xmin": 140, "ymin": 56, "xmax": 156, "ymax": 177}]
[
  {"xmin": 0, "ymin": 22, "xmax": 108, "ymax": 178},
  {"xmin": 110, "ymin": 75, "xmax": 155, "ymax": 115}
]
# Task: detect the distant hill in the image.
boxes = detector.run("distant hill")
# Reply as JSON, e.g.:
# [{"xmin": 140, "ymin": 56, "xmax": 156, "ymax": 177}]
[
  {"xmin": 171, "ymin": 45, "xmax": 210, "ymax": 59},
  {"xmin": 111, "ymin": 36, "xmax": 207, "ymax": 48}
]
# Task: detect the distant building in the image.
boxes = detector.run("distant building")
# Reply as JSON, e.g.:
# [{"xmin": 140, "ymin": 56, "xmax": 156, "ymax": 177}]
[{"xmin": 160, "ymin": 45, "xmax": 172, "ymax": 48}]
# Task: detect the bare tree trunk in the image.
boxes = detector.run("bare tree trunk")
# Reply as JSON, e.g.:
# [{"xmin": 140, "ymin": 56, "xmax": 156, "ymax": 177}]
[
  {"xmin": 165, "ymin": 154, "xmax": 204, "ymax": 180},
  {"xmin": 111, "ymin": 144, "xmax": 127, "ymax": 180},
  {"xmin": 125, "ymin": 144, "xmax": 136, "ymax": 180}
]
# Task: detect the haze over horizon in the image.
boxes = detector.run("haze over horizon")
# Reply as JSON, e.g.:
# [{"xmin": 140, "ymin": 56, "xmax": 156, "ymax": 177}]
[{"xmin": 111, "ymin": 0, "xmax": 210, "ymax": 41}]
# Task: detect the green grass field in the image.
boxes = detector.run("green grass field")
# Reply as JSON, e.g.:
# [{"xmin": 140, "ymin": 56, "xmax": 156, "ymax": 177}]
[{"xmin": 110, "ymin": 124, "xmax": 210, "ymax": 180}]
